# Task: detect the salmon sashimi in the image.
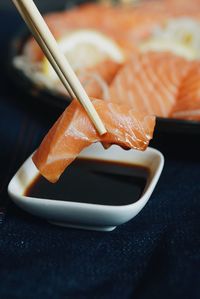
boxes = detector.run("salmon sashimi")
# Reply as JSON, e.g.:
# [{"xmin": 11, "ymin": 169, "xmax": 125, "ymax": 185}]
[
  {"xmin": 22, "ymin": 2, "xmax": 200, "ymax": 107},
  {"xmin": 23, "ymin": 1, "xmax": 200, "ymax": 63},
  {"xmin": 33, "ymin": 99, "xmax": 155, "ymax": 183},
  {"xmin": 170, "ymin": 65, "xmax": 200, "ymax": 120},
  {"xmin": 24, "ymin": 3, "xmax": 167, "ymax": 63},
  {"xmin": 108, "ymin": 52, "xmax": 192, "ymax": 117}
]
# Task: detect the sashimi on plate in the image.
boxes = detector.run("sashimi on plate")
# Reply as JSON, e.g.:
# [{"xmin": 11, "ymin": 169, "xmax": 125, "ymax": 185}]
[{"xmin": 10, "ymin": 0, "xmax": 200, "ymax": 125}]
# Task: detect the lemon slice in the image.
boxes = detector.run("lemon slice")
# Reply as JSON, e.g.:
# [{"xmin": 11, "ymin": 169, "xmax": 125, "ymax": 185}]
[
  {"xmin": 139, "ymin": 38, "xmax": 198, "ymax": 60},
  {"xmin": 42, "ymin": 30, "xmax": 125, "ymax": 81}
]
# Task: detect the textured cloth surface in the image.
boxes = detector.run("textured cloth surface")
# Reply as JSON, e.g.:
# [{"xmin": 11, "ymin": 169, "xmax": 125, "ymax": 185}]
[{"xmin": 0, "ymin": 8, "xmax": 200, "ymax": 299}]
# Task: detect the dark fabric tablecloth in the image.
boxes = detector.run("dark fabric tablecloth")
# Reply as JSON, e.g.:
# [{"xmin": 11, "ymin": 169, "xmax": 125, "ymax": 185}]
[{"xmin": 0, "ymin": 8, "xmax": 199, "ymax": 299}]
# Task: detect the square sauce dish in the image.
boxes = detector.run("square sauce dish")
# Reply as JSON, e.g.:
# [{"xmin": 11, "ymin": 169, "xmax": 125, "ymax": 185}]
[{"xmin": 8, "ymin": 144, "xmax": 164, "ymax": 231}]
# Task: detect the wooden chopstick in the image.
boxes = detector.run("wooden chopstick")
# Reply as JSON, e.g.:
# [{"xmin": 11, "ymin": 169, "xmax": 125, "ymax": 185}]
[
  {"xmin": 12, "ymin": 0, "xmax": 75, "ymax": 99},
  {"xmin": 12, "ymin": 0, "xmax": 107, "ymax": 136}
]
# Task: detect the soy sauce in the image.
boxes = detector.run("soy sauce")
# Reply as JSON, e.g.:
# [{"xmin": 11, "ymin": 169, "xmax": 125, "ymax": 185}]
[{"xmin": 25, "ymin": 158, "xmax": 149, "ymax": 206}]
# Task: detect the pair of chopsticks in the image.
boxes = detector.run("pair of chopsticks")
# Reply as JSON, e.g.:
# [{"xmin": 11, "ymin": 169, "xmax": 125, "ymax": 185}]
[{"xmin": 12, "ymin": 0, "xmax": 107, "ymax": 136}]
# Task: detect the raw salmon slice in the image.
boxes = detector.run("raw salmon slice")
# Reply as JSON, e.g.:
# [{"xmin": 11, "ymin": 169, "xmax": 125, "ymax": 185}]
[
  {"xmin": 170, "ymin": 65, "xmax": 200, "ymax": 120},
  {"xmin": 33, "ymin": 99, "xmax": 155, "ymax": 183},
  {"xmin": 108, "ymin": 52, "xmax": 191, "ymax": 117}
]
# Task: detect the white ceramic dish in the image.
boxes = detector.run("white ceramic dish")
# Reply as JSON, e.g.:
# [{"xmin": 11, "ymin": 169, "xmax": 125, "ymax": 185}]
[{"xmin": 8, "ymin": 144, "xmax": 164, "ymax": 231}]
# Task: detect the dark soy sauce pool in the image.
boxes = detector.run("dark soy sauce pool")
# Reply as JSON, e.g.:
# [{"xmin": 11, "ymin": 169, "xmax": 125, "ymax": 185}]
[{"xmin": 25, "ymin": 158, "xmax": 149, "ymax": 206}]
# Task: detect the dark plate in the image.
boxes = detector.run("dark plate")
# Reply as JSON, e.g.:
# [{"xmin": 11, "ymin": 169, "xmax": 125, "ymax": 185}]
[{"xmin": 6, "ymin": 3, "xmax": 200, "ymax": 135}]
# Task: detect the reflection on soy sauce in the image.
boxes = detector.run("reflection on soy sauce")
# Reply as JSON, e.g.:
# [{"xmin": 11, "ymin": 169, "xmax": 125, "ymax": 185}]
[{"xmin": 25, "ymin": 158, "xmax": 149, "ymax": 206}]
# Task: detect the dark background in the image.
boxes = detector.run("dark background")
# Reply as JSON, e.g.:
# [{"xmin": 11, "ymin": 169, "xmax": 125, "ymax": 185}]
[
  {"xmin": 0, "ymin": 0, "xmax": 89, "ymax": 11},
  {"xmin": 0, "ymin": 0, "xmax": 64, "ymax": 10},
  {"xmin": 0, "ymin": 1, "xmax": 200, "ymax": 299}
]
